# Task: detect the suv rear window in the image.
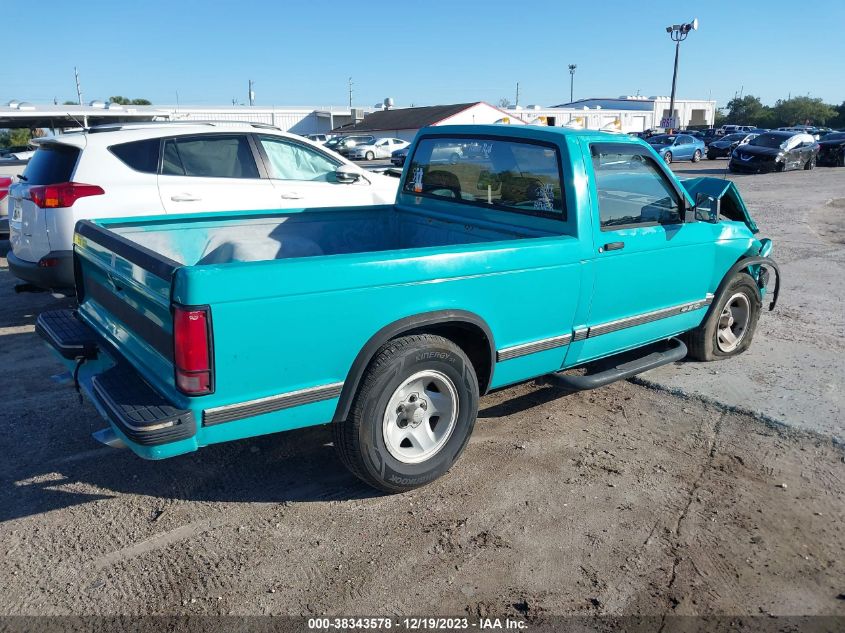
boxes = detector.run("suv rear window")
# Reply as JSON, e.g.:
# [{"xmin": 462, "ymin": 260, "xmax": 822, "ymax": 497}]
[
  {"xmin": 22, "ymin": 144, "xmax": 80, "ymax": 185},
  {"xmin": 109, "ymin": 138, "xmax": 160, "ymax": 174},
  {"xmin": 403, "ymin": 136, "xmax": 565, "ymax": 219}
]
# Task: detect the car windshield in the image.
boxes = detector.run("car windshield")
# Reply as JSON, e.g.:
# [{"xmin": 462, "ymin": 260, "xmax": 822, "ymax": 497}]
[
  {"xmin": 748, "ymin": 133, "xmax": 790, "ymax": 149},
  {"xmin": 648, "ymin": 135, "xmax": 676, "ymax": 146},
  {"xmin": 722, "ymin": 133, "xmax": 748, "ymax": 142},
  {"xmin": 823, "ymin": 132, "xmax": 845, "ymax": 141}
]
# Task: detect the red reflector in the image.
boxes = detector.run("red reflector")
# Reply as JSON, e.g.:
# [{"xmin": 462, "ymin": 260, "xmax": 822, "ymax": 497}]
[
  {"xmin": 0, "ymin": 176, "xmax": 10, "ymax": 202},
  {"xmin": 29, "ymin": 182, "xmax": 104, "ymax": 209},
  {"xmin": 173, "ymin": 306, "xmax": 213, "ymax": 395}
]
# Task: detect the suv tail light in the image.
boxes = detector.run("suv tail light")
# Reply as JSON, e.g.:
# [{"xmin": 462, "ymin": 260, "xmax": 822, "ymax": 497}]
[
  {"xmin": 173, "ymin": 305, "xmax": 214, "ymax": 395},
  {"xmin": 29, "ymin": 182, "xmax": 104, "ymax": 208},
  {"xmin": 0, "ymin": 176, "xmax": 11, "ymax": 202}
]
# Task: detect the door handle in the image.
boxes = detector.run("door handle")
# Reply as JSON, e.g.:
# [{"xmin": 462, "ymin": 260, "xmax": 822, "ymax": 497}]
[
  {"xmin": 602, "ymin": 242, "xmax": 625, "ymax": 252},
  {"xmin": 280, "ymin": 192, "xmax": 304, "ymax": 199},
  {"xmin": 170, "ymin": 194, "xmax": 202, "ymax": 202}
]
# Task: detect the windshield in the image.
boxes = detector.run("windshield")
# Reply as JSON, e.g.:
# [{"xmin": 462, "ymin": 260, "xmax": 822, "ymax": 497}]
[
  {"xmin": 648, "ymin": 135, "xmax": 676, "ymax": 146},
  {"xmin": 823, "ymin": 132, "xmax": 845, "ymax": 141},
  {"xmin": 748, "ymin": 133, "xmax": 790, "ymax": 149},
  {"xmin": 721, "ymin": 133, "xmax": 748, "ymax": 142}
]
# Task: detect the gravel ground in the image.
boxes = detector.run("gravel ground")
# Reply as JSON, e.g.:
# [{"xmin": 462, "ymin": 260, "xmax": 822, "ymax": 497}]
[{"xmin": 1, "ymin": 163, "xmax": 844, "ymax": 619}]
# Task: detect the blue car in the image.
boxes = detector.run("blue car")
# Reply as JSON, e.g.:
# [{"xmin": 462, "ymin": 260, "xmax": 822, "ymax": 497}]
[{"xmin": 647, "ymin": 133, "xmax": 706, "ymax": 164}]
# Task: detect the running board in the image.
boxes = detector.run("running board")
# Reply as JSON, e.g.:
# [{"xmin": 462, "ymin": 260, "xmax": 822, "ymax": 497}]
[{"xmin": 547, "ymin": 337, "xmax": 687, "ymax": 391}]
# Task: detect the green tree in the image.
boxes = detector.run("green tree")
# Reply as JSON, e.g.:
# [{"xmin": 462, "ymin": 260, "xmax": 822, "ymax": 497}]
[
  {"xmin": 9, "ymin": 129, "xmax": 34, "ymax": 145},
  {"xmin": 109, "ymin": 96, "xmax": 152, "ymax": 105},
  {"xmin": 724, "ymin": 95, "xmax": 769, "ymax": 126},
  {"xmin": 772, "ymin": 96, "xmax": 836, "ymax": 127},
  {"xmin": 713, "ymin": 108, "xmax": 727, "ymax": 128}
]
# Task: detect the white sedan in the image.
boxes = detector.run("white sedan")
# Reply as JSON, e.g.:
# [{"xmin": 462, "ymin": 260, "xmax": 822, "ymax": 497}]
[{"xmin": 348, "ymin": 138, "xmax": 409, "ymax": 161}]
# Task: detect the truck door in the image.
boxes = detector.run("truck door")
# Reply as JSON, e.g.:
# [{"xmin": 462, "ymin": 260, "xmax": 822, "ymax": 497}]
[{"xmin": 567, "ymin": 141, "xmax": 719, "ymax": 364}]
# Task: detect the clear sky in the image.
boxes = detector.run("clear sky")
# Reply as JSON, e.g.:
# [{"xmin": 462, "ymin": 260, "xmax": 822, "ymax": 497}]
[{"xmin": 3, "ymin": 0, "xmax": 844, "ymax": 109}]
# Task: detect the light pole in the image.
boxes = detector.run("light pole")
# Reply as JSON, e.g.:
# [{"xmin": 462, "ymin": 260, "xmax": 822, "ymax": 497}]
[
  {"xmin": 568, "ymin": 64, "xmax": 577, "ymax": 103},
  {"xmin": 664, "ymin": 18, "xmax": 698, "ymax": 130}
]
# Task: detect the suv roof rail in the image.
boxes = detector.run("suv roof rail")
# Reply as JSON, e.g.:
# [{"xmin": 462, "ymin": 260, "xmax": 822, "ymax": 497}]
[{"xmin": 86, "ymin": 120, "xmax": 283, "ymax": 134}]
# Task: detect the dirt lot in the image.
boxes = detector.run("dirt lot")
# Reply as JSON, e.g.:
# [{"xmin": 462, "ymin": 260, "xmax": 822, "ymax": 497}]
[{"xmin": 1, "ymin": 163, "xmax": 844, "ymax": 620}]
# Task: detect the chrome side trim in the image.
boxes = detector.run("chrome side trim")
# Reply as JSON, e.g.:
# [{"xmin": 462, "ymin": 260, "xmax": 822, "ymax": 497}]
[
  {"xmin": 572, "ymin": 327, "xmax": 589, "ymax": 342},
  {"xmin": 497, "ymin": 334, "xmax": 572, "ymax": 362},
  {"xmin": 588, "ymin": 295, "xmax": 714, "ymax": 338},
  {"xmin": 203, "ymin": 381, "xmax": 344, "ymax": 427}
]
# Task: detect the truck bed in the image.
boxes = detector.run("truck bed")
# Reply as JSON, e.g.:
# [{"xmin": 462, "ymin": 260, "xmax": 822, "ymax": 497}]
[{"xmin": 109, "ymin": 204, "xmax": 555, "ymax": 267}]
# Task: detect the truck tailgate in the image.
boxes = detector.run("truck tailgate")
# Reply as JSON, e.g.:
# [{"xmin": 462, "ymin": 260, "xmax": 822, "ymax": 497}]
[{"xmin": 73, "ymin": 220, "xmax": 180, "ymax": 398}]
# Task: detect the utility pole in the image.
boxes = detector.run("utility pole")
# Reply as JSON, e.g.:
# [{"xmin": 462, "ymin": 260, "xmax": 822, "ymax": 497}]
[
  {"xmin": 248, "ymin": 79, "xmax": 255, "ymax": 106},
  {"xmin": 568, "ymin": 64, "xmax": 577, "ymax": 103},
  {"xmin": 665, "ymin": 19, "xmax": 698, "ymax": 130},
  {"xmin": 74, "ymin": 66, "xmax": 83, "ymax": 105},
  {"xmin": 515, "ymin": 82, "xmax": 520, "ymax": 108},
  {"xmin": 348, "ymin": 77, "xmax": 353, "ymax": 108}
]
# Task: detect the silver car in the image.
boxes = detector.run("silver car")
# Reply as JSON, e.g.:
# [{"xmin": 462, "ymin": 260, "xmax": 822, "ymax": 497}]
[{"xmin": 348, "ymin": 138, "xmax": 409, "ymax": 161}]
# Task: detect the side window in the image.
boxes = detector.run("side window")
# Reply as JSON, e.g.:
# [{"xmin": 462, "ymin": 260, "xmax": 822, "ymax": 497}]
[
  {"xmin": 109, "ymin": 138, "xmax": 160, "ymax": 174},
  {"xmin": 403, "ymin": 136, "xmax": 565, "ymax": 219},
  {"xmin": 258, "ymin": 136, "xmax": 339, "ymax": 181},
  {"xmin": 161, "ymin": 135, "xmax": 259, "ymax": 178},
  {"xmin": 591, "ymin": 143, "xmax": 682, "ymax": 230}
]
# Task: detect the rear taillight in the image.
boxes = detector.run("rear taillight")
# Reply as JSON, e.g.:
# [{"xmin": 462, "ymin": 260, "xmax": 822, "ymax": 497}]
[
  {"xmin": 173, "ymin": 305, "xmax": 213, "ymax": 395},
  {"xmin": 0, "ymin": 176, "xmax": 11, "ymax": 202},
  {"xmin": 29, "ymin": 182, "xmax": 104, "ymax": 209}
]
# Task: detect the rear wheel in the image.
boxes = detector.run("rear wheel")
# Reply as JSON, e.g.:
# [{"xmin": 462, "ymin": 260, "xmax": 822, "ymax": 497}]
[
  {"xmin": 686, "ymin": 273, "xmax": 761, "ymax": 361},
  {"xmin": 663, "ymin": 151, "xmax": 673, "ymax": 165},
  {"xmin": 692, "ymin": 149, "xmax": 702, "ymax": 163},
  {"xmin": 332, "ymin": 334, "xmax": 479, "ymax": 493}
]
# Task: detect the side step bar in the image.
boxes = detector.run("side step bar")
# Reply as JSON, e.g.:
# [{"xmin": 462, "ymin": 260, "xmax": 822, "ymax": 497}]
[
  {"xmin": 547, "ymin": 337, "xmax": 687, "ymax": 391},
  {"xmin": 36, "ymin": 309, "xmax": 99, "ymax": 360}
]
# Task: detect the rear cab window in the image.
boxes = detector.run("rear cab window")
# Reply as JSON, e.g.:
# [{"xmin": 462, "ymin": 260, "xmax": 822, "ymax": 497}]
[
  {"xmin": 22, "ymin": 143, "xmax": 80, "ymax": 184},
  {"xmin": 590, "ymin": 143, "xmax": 683, "ymax": 230},
  {"xmin": 402, "ymin": 136, "xmax": 566, "ymax": 221}
]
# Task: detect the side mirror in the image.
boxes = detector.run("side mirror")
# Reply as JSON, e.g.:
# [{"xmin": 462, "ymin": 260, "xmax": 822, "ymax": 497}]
[
  {"xmin": 335, "ymin": 165, "xmax": 362, "ymax": 184},
  {"xmin": 689, "ymin": 192, "xmax": 719, "ymax": 223}
]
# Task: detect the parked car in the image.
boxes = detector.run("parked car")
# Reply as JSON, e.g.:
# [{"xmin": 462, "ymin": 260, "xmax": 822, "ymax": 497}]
[
  {"xmin": 348, "ymin": 138, "xmax": 409, "ymax": 161},
  {"xmin": 718, "ymin": 125, "xmax": 757, "ymax": 135},
  {"xmin": 391, "ymin": 146, "xmax": 410, "ymax": 167},
  {"xmin": 305, "ymin": 134, "xmax": 332, "ymax": 143},
  {"xmin": 706, "ymin": 132, "xmax": 758, "ymax": 160},
  {"xmin": 36, "ymin": 124, "xmax": 778, "ymax": 492},
  {"xmin": 325, "ymin": 135, "xmax": 377, "ymax": 157},
  {"xmin": 729, "ymin": 131, "xmax": 819, "ymax": 173},
  {"xmin": 816, "ymin": 131, "xmax": 845, "ymax": 167},
  {"xmin": 0, "ymin": 145, "xmax": 33, "ymax": 158},
  {"xmin": 646, "ymin": 134, "xmax": 706, "ymax": 164},
  {"xmin": 7, "ymin": 122, "xmax": 398, "ymax": 289}
]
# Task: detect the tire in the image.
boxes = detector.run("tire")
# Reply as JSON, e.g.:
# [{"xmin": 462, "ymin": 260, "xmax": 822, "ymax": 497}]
[
  {"xmin": 838, "ymin": 151, "xmax": 845, "ymax": 167},
  {"xmin": 663, "ymin": 151, "xmax": 673, "ymax": 165},
  {"xmin": 685, "ymin": 273, "xmax": 762, "ymax": 362},
  {"xmin": 692, "ymin": 149, "xmax": 702, "ymax": 163},
  {"xmin": 365, "ymin": 151, "xmax": 374, "ymax": 161},
  {"xmin": 707, "ymin": 151, "xmax": 716, "ymax": 160},
  {"xmin": 776, "ymin": 160, "xmax": 786, "ymax": 172},
  {"xmin": 804, "ymin": 155, "xmax": 816, "ymax": 170},
  {"xmin": 332, "ymin": 334, "xmax": 479, "ymax": 493}
]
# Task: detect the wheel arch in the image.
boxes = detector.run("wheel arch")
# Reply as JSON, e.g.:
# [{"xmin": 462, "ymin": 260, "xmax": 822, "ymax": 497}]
[
  {"xmin": 332, "ymin": 310, "xmax": 496, "ymax": 422},
  {"xmin": 711, "ymin": 255, "xmax": 781, "ymax": 316}
]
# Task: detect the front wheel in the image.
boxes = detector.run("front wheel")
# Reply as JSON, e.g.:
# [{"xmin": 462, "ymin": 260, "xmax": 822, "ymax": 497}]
[
  {"xmin": 686, "ymin": 273, "xmax": 762, "ymax": 361},
  {"xmin": 663, "ymin": 151, "xmax": 673, "ymax": 165},
  {"xmin": 332, "ymin": 334, "xmax": 479, "ymax": 493},
  {"xmin": 804, "ymin": 155, "xmax": 816, "ymax": 170},
  {"xmin": 707, "ymin": 151, "xmax": 716, "ymax": 160},
  {"xmin": 692, "ymin": 149, "xmax": 702, "ymax": 163},
  {"xmin": 365, "ymin": 151, "xmax": 374, "ymax": 161}
]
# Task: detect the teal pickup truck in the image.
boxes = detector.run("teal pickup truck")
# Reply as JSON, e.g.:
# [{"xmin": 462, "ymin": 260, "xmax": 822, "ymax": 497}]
[{"xmin": 37, "ymin": 125, "xmax": 779, "ymax": 492}]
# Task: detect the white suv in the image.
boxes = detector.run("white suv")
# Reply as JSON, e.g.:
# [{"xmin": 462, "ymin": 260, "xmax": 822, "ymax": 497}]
[{"xmin": 7, "ymin": 121, "xmax": 399, "ymax": 288}]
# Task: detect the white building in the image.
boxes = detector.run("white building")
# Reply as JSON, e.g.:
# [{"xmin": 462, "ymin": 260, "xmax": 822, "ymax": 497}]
[
  {"xmin": 330, "ymin": 102, "xmax": 524, "ymax": 142},
  {"xmin": 505, "ymin": 96, "xmax": 716, "ymax": 133}
]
